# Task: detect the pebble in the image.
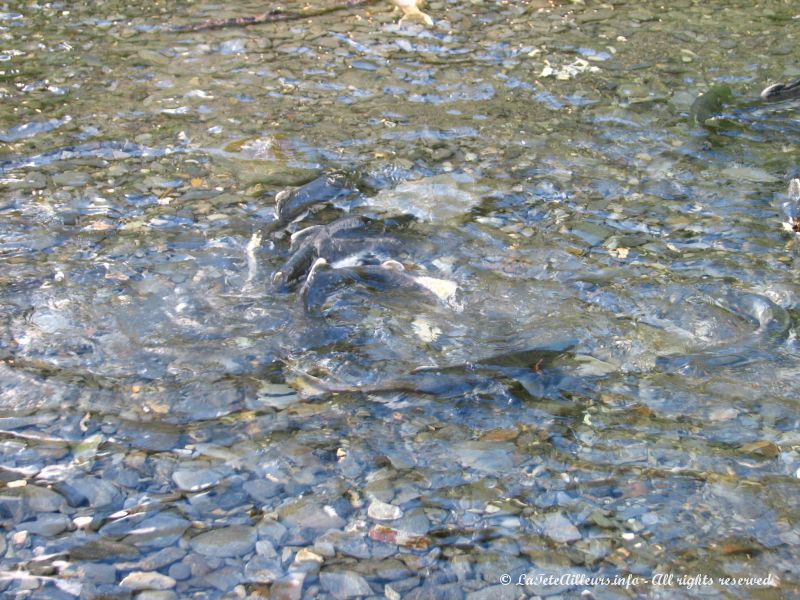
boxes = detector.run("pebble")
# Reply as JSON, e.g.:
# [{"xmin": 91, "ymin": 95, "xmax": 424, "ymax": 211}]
[
  {"xmin": 101, "ymin": 513, "xmax": 190, "ymax": 548},
  {"xmin": 454, "ymin": 442, "xmax": 514, "ymax": 472},
  {"xmin": 243, "ymin": 479, "xmax": 284, "ymax": 503},
  {"xmin": 52, "ymin": 171, "xmax": 91, "ymax": 187},
  {"xmin": 466, "ymin": 584, "xmax": 519, "ymax": 600},
  {"xmin": 385, "ymin": 577, "xmax": 421, "ymax": 600},
  {"xmin": 12, "ymin": 530, "xmax": 29, "ymax": 546},
  {"xmin": 77, "ymin": 563, "xmax": 117, "ymax": 585},
  {"xmin": 198, "ymin": 565, "xmax": 242, "ymax": 591},
  {"xmin": 67, "ymin": 476, "xmax": 120, "ymax": 509},
  {"xmin": 394, "ymin": 508, "xmax": 430, "ymax": 536},
  {"xmin": 122, "ymin": 546, "xmax": 187, "ymax": 571},
  {"xmin": 270, "ymin": 572, "xmax": 305, "ymax": 600},
  {"xmin": 21, "ymin": 486, "xmax": 65, "ymax": 513},
  {"xmin": 294, "ymin": 548, "xmax": 323, "ymax": 564},
  {"xmin": 73, "ymin": 516, "xmax": 94, "ymax": 529},
  {"xmin": 542, "ymin": 512, "xmax": 582, "ymax": 543},
  {"xmin": 278, "ymin": 498, "xmax": 347, "ymax": 531},
  {"xmin": 168, "ymin": 562, "xmax": 191, "ymax": 581},
  {"xmin": 20, "ymin": 513, "xmax": 71, "ymax": 536},
  {"xmin": 255, "ymin": 539, "xmax": 277, "ymax": 557},
  {"xmin": 172, "ymin": 467, "xmax": 225, "ymax": 491},
  {"xmin": 52, "ymin": 482, "xmax": 89, "ymax": 507},
  {"xmin": 312, "ymin": 541, "xmax": 335, "ymax": 558},
  {"xmin": 406, "ymin": 582, "xmax": 465, "ymax": 600},
  {"xmin": 189, "ymin": 525, "xmax": 256, "ymax": 557},
  {"xmin": 135, "ymin": 592, "xmax": 178, "ymax": 600},
  {"xmin": 119, "ymin": 571, "xmax": 176, "ymax": 591},
  {"xmin": 244, "ymin": 554, "xmax": 283, "ymax": 583},
  {"xmin": 368, "ymin": 500, "xmax": 403, "ymax": 521},
  {"xmin": 318, "ymin": 531, "xmax": 370, "ymax": 559},
  {"xmin": 257, "ymin": 518, "xmax": 288, "ymax": 546},
  {"xmin": 319, "ymin": 570, "xmax": 372, "ymax": 599},
  {"xmin": 69, "ymin": 538, "xmax": 140, "ymax": 561}
]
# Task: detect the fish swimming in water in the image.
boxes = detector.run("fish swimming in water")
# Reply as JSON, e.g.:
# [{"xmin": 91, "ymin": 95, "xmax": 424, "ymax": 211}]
[
  {"xmin": 264, "ymin": 172, "xmax": 355, "ymax": 235},
  {"xmin": 760, "ymin": 77, "xmax": 800, "ymax": 102},
  {"xmin": 272, "ymin": 216, "xmax": 403, "ymax": 289},
  {"xmin": 300, "ymin": 257, "xmax": 458, "ymax": 310},
  {"xmin": 283, "ymin": 341, "xmax": 575, "ymax": 399}
]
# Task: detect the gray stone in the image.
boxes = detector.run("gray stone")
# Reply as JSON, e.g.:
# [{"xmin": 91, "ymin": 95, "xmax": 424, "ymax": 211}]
[
  {"xmin": 167, "ymin": 562, "xmax": 191, "ymax": 581},
  {"xmin": 244, "ymin": 554, "xmax": 283, "ymax": 583},
  {"xmin": 385, "ymin": 577, "xmax": 421, "ymax": 600},
  {"xmin": 312, "ymin": 541, "xmax": 335, "ymax": 558},
  {"xmin": 77, "ymin": 562, "xmax": 117, "ymax": 585},
  {"xmin": 21, "ymin": 486, "xmax": 65, "ymax": 513},
  {"xmin": 180, "ymin": 553, "xmax": 215, "ymax": 578},
  {"xmin": 20, "ymin": 513, "xmax": 70, "ymax": 536},
  {"xmin": 466, "ymin": 584, "xmax": 520, "ymax": 600},
  {"xmin": 319, "ymin": 570, "xmax": 372, "ymax": 598},
  {"xmin": 52, "ymin": 171, "xmax": 91, "ymax": 186},
  {"xmin": 368, "ymin": 500, "xmax": 403, "ymax": 521},
  {"xmin": 127, "ymin": 429, "xmax": 180, "ymax": 452},
  {"xmin": 198, "ymin": 565, "xmax": 242, "ymax": 591},
  {"xmin": 278, "ymin": 498, "xmax": 346, "ymax": 531},
  {"xmin": 357, "ymin": 558, "xmax": 410, "ymax": 581},
  {"xmin": 455, "ymin": 442, "xmax": 514, "ymax": 473},
  {"xmin": 270, "ymin": 572, "xmax": 305, "ymax": 600},
  {"xmin": 171, "ymin": 467, "xmax": 226, "ymax": 492},
  {"xmin": 79, "ymin": 582, "xmax": 133, "ymax": 600},
  {"xmin": 0, "ymin": 494, "xmax": 30, "ymax": 522},
  {"xmin": 190, "ymin": 525, "xmax": 256, "ymax": 557},
  {"xmin": 255, "ymin": 539, "xmax": 277, "ymax": 557},
  {"xmin": 243, "ymin": 479, "xmax": 283, "ymax": 503},
  {"xmin": 542, "ymin": 512, "xmax": 582, "ymax": 543},
  {"xmin": 69, "ymin": 476, "xmax": 121, "ymax": 509},
  {"xmin": 394, "ymin": 508, "xmax": 430, "ymax": 536},
  {"xmin": 51, "ymin": 482, "xmax": 89, "ymax": 507},
  {"xmin": 102, "ymin": 513, "xmax": 190, "ymax": 548},
  {"xmin": 450, "ymin": 555, "xmax": 471, "ymax": 582},
  {"xmin": 318, "ymin": 531, "xmax": 370, "ymax": 559},
  {"xmin": 134, "ymin": 592, "xmax": 178, "ymax": 600},
  {"xmin": 364, "ymin": 478, "xmax": 395, "ymax": 503},
  {"xmin": 127, "ymin": 546, "xmax": 187, "ymax": 571},
  {"xmin": 257, "ymin": 518, "xmax": 288, "ymax": 545},
  {"xmin": 119, "ymin": 571, "xmax": 176, "ymax": 591},
  {"xmin": 406, "ymin": 583, "xmax": 464, "ymax": 600},
  {"xmin": 69, "ymin": 539, "xmax": 140, "ymax": 561}
]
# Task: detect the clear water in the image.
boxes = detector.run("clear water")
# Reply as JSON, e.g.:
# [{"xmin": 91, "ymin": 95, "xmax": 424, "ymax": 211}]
[{"xmin": 1, "ymin": 0, "xmax": 799, "ymax": 598}]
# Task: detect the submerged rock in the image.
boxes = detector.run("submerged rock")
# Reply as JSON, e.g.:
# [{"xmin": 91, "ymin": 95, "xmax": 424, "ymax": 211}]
[
  {"xmin": 542, "ymin": 512, "xmax": 582, "ymax": 543},
  {"xmin": 365, "ymin": 173, "xmax": 483, "ymax": 224},
  {"xmin": 189, "ymin": 526, "xmax": 256, "ymax": 557},
  {"xmin": 120, "ymin": 571, "xmax": 176, "ymax": 591},
  {"xmin": 319, "ymin": 570, "xmax": 372, "ymax": 598},
  {"xmin": 689, "ymin": 84, "xmax": 733, "ymax": 126}
]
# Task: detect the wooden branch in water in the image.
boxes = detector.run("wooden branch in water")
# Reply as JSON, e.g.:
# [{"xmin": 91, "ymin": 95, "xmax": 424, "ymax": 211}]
[{"xmin": 174, "ymin": 0, "xmax": 383, "ymax": 33}]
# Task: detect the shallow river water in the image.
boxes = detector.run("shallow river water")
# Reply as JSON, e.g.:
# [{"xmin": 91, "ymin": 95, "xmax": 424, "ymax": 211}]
[{"xmin": 1, "ymin": 0, "xmax": 799, "ymax": 598}]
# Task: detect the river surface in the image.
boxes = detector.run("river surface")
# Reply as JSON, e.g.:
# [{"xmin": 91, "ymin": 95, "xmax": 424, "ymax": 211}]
[{"xmin": 1, "ymin": 1, "xmax": 799, "ymax": 598}]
